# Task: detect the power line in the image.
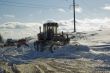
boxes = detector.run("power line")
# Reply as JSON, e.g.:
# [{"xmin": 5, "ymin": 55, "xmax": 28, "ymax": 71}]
[
  {"xmin": 0, "ymin": 0, "xmax": 39, "ymax": 5},
  {"xmin": 0, "ymin": 0, "xmax": 67, "ymax": 9},
  {"xmin": 0, "ymin": 2, "xmax": 50, "ymax": 9}
]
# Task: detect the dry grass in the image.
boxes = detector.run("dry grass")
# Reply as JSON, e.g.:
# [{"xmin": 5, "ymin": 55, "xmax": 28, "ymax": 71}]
[{"xmin": 0, "ymin": 59, "xmax": 109, "ymax": 73}]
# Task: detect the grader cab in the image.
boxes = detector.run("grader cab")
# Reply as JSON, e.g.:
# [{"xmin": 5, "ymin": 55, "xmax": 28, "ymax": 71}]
[
  {"xmin": 38, "ymin": 22, "xmax": 58, "ymax": 41},
  {"xmin": 34, "ymin": 22, "xmax": 70, "ymax": 52}
]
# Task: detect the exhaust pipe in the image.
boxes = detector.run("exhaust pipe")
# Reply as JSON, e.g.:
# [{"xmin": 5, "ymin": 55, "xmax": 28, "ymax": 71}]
[{"xmin": 39, "ymin": 26, "xmax": 41, "ymax": 33}]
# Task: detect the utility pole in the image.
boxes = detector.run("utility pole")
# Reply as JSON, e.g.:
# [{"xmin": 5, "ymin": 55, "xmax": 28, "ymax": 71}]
[{"xmin": 73, "ymin": 0, "xmax": 76, "ymax": 32}]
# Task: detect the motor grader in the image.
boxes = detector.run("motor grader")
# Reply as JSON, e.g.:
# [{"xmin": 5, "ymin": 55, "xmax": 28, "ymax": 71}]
[{"xmin": 34, "ymin": 22, "xmax": 70, "ymax": 53}]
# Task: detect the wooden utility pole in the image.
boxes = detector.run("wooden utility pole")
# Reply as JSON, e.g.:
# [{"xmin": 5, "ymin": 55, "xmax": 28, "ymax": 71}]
[{"xmin": 73, "ymin": 0, "xmax": 76, "ymax": 32}]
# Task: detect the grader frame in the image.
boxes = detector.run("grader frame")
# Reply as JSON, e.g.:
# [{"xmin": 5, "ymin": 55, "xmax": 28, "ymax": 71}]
[{"xmin": 34, "ymin": 22, "xmax": 70, "ymax": 53}]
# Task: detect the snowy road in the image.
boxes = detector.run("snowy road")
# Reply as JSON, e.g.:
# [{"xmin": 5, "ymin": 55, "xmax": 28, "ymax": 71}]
[{"xmin": 0, "ymin": 29, "xmax": 110, "ymax": 73}]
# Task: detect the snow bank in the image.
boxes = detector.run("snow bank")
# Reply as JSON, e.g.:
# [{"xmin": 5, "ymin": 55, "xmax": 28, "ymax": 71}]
[{"xmin": 0, "ymin": 35, "xmax": 110, "ymax": 64}]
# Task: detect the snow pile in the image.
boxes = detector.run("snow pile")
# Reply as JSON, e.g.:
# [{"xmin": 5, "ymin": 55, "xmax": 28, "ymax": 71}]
[
  {"xmin": 0, "ymin": 41, "xmax": 110, "ymax": 64},
  {"xmin": 52, "ymin": 45, "xmax": 90, "ymax": 58},
  {"xmin": 0, "ymin": 44, "xmax": 90, "ymax": 63}
]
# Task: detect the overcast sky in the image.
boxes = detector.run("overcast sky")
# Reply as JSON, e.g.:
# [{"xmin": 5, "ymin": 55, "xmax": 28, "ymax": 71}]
[{"xmin": 0, "ymin": 0, "xmax": 110, "ymax": 24}]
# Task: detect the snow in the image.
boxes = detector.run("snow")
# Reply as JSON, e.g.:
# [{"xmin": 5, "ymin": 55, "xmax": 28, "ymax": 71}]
[
  {"xmin": 90, "ymin": 49, "xmax": 110, "ymax": 55},
  {"xmin": 0, "ymin": 42, "xmax": 110, "ymax": 64},
  {"xmin": 1, "ymin": 18, "xmax": 110, "ymax": 39},
  {"xmin": 0, "ymin": 27, "xmax": 110, "ymax": 66}
]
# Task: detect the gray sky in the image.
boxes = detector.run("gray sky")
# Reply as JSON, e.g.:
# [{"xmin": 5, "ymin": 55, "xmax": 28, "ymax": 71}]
[{"xmin": 0, "ymin": 0, "xmax": 110, "ymax": 24}]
